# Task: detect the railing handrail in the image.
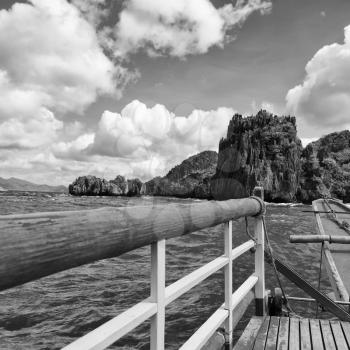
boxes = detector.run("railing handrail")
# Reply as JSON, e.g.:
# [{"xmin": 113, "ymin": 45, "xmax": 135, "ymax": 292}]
[{"xmin": 0, "ymin": 196, "xmax": 264, "ymax": 291}]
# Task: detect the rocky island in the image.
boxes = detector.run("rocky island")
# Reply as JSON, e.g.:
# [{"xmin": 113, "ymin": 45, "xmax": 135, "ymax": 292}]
[
  {"xmin": 69, "ymin": 151, "xmax": 217, "ymax": 199},
  {"xmin": 211, "ymin": 111, "xmax": 302, "ymax": 202},
  {"xmin": 141, "ymin": 150, "xmax": 217, "ymax": 199},
  {"xmin": 68, "ymin": 175, "xmax": 142, "ymax": 196},
  {"xmin": 69, "ymin": 111, "xmax": 350, "ymax": 203},
  {"xmin": 298, "ymin": 130, "xmax": 350, "ymax": 203}
]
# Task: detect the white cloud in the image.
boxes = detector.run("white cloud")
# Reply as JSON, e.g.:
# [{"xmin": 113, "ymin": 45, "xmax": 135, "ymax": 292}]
[
  {"xmin": 286, "ymin": 25, "xmax": 350, "ymax": 137},
  {"xmin": 300, "ymin": 137, "xmax": 318, "ymax": 147},
  {"xmin": 71, "ymin": 0, "xmax": 108, "ymax": 27},
  {"xmin": 114, "ymin": 0, "xmax": 272, "ymax": 58},
  {"xmin": 250, "ymin": 100, "xmax": 280, "ymax": 115},
  {"xmin": 0, "ymin": 148, "xmax": 137, "ymax": 186},
  {"xmin": 0, "ymin": 108, "xmax": 63, "ymax": 149},
  {"xmin": 53, "ymin": 133, "xmax": 95, "ymax": 160},
  {"xmin": 0, "ymin": 0, "xmax": 118, "ymax": 118},
  {"xmin": 0, "ymin": 1, "xmax": 273, "ymax": 185},
  {"xmin": 54, "ymin": 100, "xmax": 234, "ymax": 180},
  {"xmin": 260, "ymin": 101, "xmax": 276, "ymax": 114}
]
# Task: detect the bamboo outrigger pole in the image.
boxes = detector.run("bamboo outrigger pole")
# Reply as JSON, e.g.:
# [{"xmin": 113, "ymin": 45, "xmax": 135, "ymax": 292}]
[
  {"xmin": 0, "ymin": 197, "xmax": 264, "ymax": 292},
  {"xmin": 290, "ymin": 234, "xmax": 350, "ymax": 244}
]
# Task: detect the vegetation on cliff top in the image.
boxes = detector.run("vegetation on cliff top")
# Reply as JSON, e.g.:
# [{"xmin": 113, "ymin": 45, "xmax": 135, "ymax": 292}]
[{"xmin": 68, "ymin": 111, "xmax": 350, "ymax": 203}]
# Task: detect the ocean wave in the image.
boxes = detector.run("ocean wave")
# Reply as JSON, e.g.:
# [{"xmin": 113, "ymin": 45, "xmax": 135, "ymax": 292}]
[{"xmin": 265, "ymin": 202, "xmax": 304, "ymax": 207}]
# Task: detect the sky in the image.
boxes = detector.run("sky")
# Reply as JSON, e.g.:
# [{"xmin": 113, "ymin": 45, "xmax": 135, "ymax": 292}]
[{"xmin": 0, "ymin": 0, "xmax": 350, "ymax": 186}]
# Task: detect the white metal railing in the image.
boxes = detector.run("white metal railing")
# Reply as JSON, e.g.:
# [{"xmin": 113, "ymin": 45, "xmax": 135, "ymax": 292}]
[{"xmin": 63, "ymin": 213, "xmax": 265, "ymax": 350}]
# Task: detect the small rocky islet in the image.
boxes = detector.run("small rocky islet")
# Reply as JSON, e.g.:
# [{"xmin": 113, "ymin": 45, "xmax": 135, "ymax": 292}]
[{"xmin": 69, "ymin": 110, "xmax": 350, "ymax": 204}]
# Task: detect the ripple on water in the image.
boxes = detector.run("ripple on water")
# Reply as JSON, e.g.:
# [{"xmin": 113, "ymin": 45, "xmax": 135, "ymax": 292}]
[{"xmin": 0, "ymin": 193, "xmax": 332, "ymax": 349}]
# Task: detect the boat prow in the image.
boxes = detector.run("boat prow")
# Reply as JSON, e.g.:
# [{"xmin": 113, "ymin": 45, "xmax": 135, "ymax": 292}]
[{"xmin": 312, "ymin": 198, "xmax": 350, "ymax": 302}]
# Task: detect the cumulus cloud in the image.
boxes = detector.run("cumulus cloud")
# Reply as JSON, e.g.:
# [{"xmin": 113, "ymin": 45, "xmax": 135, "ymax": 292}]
[
  {"xmin": 0, "ymin": 109, "xmax": 63, "ymax": 149},
  {"xmin": 300, "ymin": 137, "xmax": 318, "ymax": 147},
  {"xmin": 286, "ymin": 25, "xmax": 350, "ymax": 136},
  {"xmin": 0, "ymin": 1, "xmax": 273, "ymax": 185},
  {"xmin": 71, "ymin": 0, "xmax": 109, "ymax": 27},
  {"xmin": 0, "ymin": 0, "xmax": 120, "ymax": 119},
  {"xmin": 53, "ymin": 133, "xmax": 95, "ymax": 160},
  {"xmin": 114, "ymin": 0, "xmax": 272, "ymax": 58},
  {"xmin": 54, "ymin": 100, "xmax": 234, "ymax": 179}
]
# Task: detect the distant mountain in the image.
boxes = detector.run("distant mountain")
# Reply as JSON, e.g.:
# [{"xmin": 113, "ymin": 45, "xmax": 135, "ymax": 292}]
[
  {"xmin": 0, "ymin": 177, "xmax": 67, "ymax": 193},
  {"xmin": 68, "ymin": 151, "xmax": 218, "ymax": 199},
  {"xmin": 141, "ymin": 150, "xmax": 218, "ymax": 199}
]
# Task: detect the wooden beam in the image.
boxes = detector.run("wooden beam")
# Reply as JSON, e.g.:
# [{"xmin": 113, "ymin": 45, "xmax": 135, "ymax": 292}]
[
  {"xmin": 233, "ymin": 316, "xmax": 263, "ymax": 350},
  {"xmin": 265, "ymin": 316, "xmax": 280, "ymax": 350},
  {"xmin": 265, "ymin": 252, "xmax": 350, "ymax": 322},
  {"xmin": 300, "ymin": 318, "xmax": 311, "ymax": 350},
  {"xmin": 290, "ymin": 235, "xmax": 350, "ymax": 244},
  {"xmin": 302, "ymin": 210, "xmax": 350, "ymax": 214},
  {"xmin": 309, "ymin": 319, "xmax": 324, "ymax": 350},
  {"xmin": 0, "ymin": 197, "xmax": 264, "ymax": 291},
  {"xmin": 276, "ymin": 317, "xmax": 289, "ymax": 350},
  {"xmin": 320, "ymin": 320, "xmax": 337, "ymax": 350},
  {"xmin": 288, "ymin": 318, "xmax": 299, "ymax": 350}
]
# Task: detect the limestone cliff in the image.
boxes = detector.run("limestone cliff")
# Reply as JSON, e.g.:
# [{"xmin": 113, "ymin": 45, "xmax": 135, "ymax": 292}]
[
  {"xmin": 211, "ymin": 111, "xmax": 303, "ymax": 202},
  {"xmin": 69, "ymin": 175, "xmax": 142, "ymax": 196},
  {"xmin": 298, "ymin": 130, "xmax": 350, "ymax": 203},
  {"xmin": 141, "ymin": 151, "xmax": 218, "ymax": 199}
]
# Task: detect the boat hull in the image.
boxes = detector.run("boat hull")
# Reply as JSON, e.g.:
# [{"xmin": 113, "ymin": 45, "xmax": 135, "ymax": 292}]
[{"xmin": 313, "ymin": 199, "xmax": 350, "ymax": 302}]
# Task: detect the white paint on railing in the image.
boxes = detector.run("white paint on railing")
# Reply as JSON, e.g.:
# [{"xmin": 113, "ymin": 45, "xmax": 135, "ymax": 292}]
[
  {"xmin": 165, "ymin": 256, "xmax": 229, "ymax": 305},
  {"xmin": 62, "ymin": 300, "xmax": 157, "ymax": 350},
  {"xmin": 179, "ymin": 274, "xmax": 258, "ymax": 350},
  {"xmin": 224, "ymin": 221, "xmax": 233, "ymax": 347},
  {"xmin": 232, "ymin": 240, "xmax": 255, "ymax": 260},
  {"xmin": 164, "ymin": 239, "xmax": 254, "ymax": 306},
  {"xmin": 62, "ymin": 216, "xmax": 265, "ymax": 350},
  {"xmin": 254, "ymin": 215, "xmax": 265, "ymax": 315},
  {"xmin": 178, "ymin": 308, "xmax": 228, "ymax": 350},
  {"xmin": 150, "ymin": 239, "xmax": 166, "ymax": 350},
  {"xmin": 230, "ymin": 275, "xmax": 258, "ymax": 311}
]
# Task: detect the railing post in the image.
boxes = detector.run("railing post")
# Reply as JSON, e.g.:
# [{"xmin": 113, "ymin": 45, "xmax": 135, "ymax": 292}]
[
  {"xmin": 150, "ymin": 239, "xmax": 166, "ymax": 350},
  {"xmin": 224, "ymin": 220, "xmax": 233, "ymax": 348},
  {"xmin": 253, "ymin": 187, "xmax": 266, "ymax": 316}
]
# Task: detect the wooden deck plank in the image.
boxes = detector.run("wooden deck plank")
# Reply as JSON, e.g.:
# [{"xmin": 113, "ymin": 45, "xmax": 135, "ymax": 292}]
[
  {"xmin": 233, "ymin": 317, "xmax": 263, "ymax": 350},
  {"xmin": 300, "ymin": 318, "xmax": 311, "ymax": 350},
  {"xmin": 277, "ymin": 317, "xmax": 289, "ymax": 350},
  {"xmin": 253, "ymin": 316, "xmax": 270, "ymax": 350},
  {"xmin": 235, "ymin": 316, "xmax": 350, "ymax": 350},
  {"xmin": 341, "ymin": 322, "xmax": 350, "ymax": 347},
  {"xmin": 309, "ymin": 319, "xmax": 324, "ymax": 350},
  {"xmin": 320, "ymin": 319, "xmax": 337, "ymax": 350},
  {"xmin": 289, "ymin": 317, "xmax": 300, "ymax": 350},
  {"xmin": 265, "ymin": 316, "xmax": 280, "ymax": 350},
  {"xmin": 330, "ymin": 320, "xmax": 349, "ymax": 350}
]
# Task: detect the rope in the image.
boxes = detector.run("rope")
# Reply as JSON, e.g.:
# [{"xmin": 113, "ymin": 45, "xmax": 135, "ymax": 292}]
[
  {"xmin": 262, "ymin": 216, "xmax": 296, "ymax": 316},
  {"xmin": 324, "ymin": 198, "xmax": 350, "ymax": 235},
  {"xmin": 316, "ymin": 242, "xmax": 324, "ymax": 318},
  {"xmin": 244, "ymin": 216, "xmax": 256, "ymax": 244}
]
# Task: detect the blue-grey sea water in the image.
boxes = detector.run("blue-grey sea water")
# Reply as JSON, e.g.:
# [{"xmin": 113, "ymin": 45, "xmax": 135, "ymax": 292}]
[{"xmin": 0, "ymin": 191, "xmax": 333, "ymax": 349}]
